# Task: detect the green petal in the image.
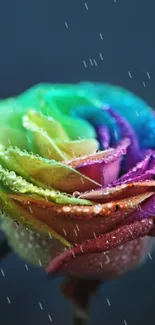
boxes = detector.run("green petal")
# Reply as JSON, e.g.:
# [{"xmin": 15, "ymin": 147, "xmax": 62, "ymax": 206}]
[
  {"xmin": 51, "ymin": 110, "xmax": 96, "ymax": 140},
  {"xmin": 1, "ymin": 216, "xmax": 67, "ymax": 267},
  {"xmin": 0, "ymin": 84, "xmax": 96, "ymax": 142},
  {"xmin": 17, "ymin": 83, "xmax": 52, "ymax": 108},
  {"xmin": 0, "ymin": 99, "xmax": 28, "ymax": 129},
  {"xmin": 23, "ymin": 109, "xmax": 69, "ymax": 140},
  {"xmin": 42, "ymin": 84, "xmax": 96, "ymax": 115},
  {"xmin": 0, "ymin": 163, "xmax": 93, "ymax": 205},
  {"xmin": 55, "ymin": 138, "xmax": 99, "ymax": 158},
  {"xmin": 36, "ymin": 106, "xmax": 96, "ymax": 140},
  {"xmin": 0, "ymin": 127, "xmax": 30, "ymax": 150},
  {"xmin": 0, "ymin": 99, "xmax": 35, "ymax": 151},
  {"xmin": 0, "ymin": 190, "xmax": 66, "ymax": 243},
  {"xmin": 19, "ymin": 83, "xmax": 97, "ymax": 140},
  {"xmin": 23, "ymin": 112, "xmax": 69, "ymax": 160},
  {"xmin": 0, "ymin": 147, "xmax": 100, "ymax": 194},
  {"xmin": 18, "ymin": 82, "xmax": 96, "ymax": 115},
  {"xmin": 23, "ymin": 110, "xmax": 98, "ymax": 159},
  {"xmin": 0, "ymin": 188, "xmax": 71, "ymax": 266}
]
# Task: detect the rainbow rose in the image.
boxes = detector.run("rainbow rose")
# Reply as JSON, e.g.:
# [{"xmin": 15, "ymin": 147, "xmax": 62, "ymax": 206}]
[{"xmin": 0, "ymin": 82, "xmax": 155, "ymax": 323}]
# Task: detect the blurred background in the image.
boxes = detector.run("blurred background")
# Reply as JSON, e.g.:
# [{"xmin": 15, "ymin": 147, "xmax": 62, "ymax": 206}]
[{"xmin": 0, "ymin": 0, "xmax": 155, "ymax": 324}]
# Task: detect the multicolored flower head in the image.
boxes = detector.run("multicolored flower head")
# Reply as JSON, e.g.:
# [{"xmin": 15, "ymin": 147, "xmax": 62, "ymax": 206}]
[{"xmin": 0, "ymin": 82, "xmax": 155, "ymax": 279}]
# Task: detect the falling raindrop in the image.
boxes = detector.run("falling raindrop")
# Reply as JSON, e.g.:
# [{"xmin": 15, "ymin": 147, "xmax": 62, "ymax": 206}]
[
  {"xmin": 99, "ymin": 32, "xmax": 103, "ymax": 40},
  {"xmin": 84, "ymin": 2, "xmax": 88, "ymax": 10},
  {"xmin": 106, "ymin": 298, "xmax": 111, "ymax": 306}
]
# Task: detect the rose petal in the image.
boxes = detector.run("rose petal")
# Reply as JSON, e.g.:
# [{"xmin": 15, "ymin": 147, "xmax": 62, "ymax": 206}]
[
  {"xmin": 0, "ymin": 189, "xmax": 70, "ymax": 249},
  {"xmin": 1, "ymin": 216, "xmax": 66, "ymax": 267},
  {"xmin": 148, "ymin": 154, "xmax": 155, "ymax": 169},
  {"xmin": 23, "ymin": 111, "xmax": 70, "ymax": 161},
  {"xmin": 67, "ymin": 138, "xmax": 130, "ymax": 185},
  {"xmin": 0, "ymin": 147, "xmax": 101, "ymax": 193},
  {"xmin": 104, "ymin": 106, "xmax": 143, "ymax": 170},
  {"xmin": 80, "ymin": 180, "xmax": 155, "ymax": 202},
  {"xmin": 0, "ymin": 127, "xmax": 30, "ymax": 151},
  {"xmin": 55, "ymin": 138, "xmax": 99, "ymax": 158},
  {"xmin": 23, "ymin": 110, "xmax": 99, "ymax": 160},
  {"xmin": 87, "ymin": 82, "xmax": 155, "ymax": 149},
  {"xmin": 23, "ymin": 110, "xmax": 70, "ymax": 140},
  {"xmin": 122, "ymin": 168, "xmax": 155, "ymax": 183},
  {"xmin": 9, "ymin": 192, "xmax": 153, "ymax": 244},
  {"xmin": 119, "ymin": 155, "xmax": 155, "ymax": 183},
  {"xmin": 95, "ymin": 125, "xmax": 110, "ymax": 149},
  {"xmin": 46, "ymin": 219, "xmax": 154, "ymax": 275},
  {"xmin": 111, "ymin": 151, "xmax": 152, "ymax": 186},
  {"xmin": 0, "ymin": 164, "xmax": 92, "ymax": 206},
  {"xmin": 123, "ymin": 193, "xmax": 155, "ymax": 225},
  {"xmin": 58, "ymin": 237, "xmax": 150, "ymax": 279},
  {"xmin": 19, "ymin": 83, "xmax": 97, "ymax": 140},
  {"xmin": 76, "ymin": 159, "xmax": 121, "ymax": 186}
]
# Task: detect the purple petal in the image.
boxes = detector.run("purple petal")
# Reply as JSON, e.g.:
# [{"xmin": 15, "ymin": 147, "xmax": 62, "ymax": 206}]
[
  {"xmin": 95, "ymin": 125, "xmax": 110, "ymax": 149},
  {"xmin": 148, "ymin": 153, "xmax": 155, "ymax": 169},
  {"xmin": 123, "ymin": 193, "xmax": 155, "ymax": 225},
  {"xmin": 125, "ymin": 168, "xmax": 155, "ymax": 183},
  {"xmin": 103, "ymin": 106, "xmax": 143, "ymax": 171},
  {"xmin": 111, "ymin": 151, "xmax": 152, "ymax": 186}
]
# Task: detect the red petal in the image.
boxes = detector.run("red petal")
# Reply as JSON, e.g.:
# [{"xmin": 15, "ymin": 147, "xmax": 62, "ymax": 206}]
[{"xmin": 46, "ymin": 219, "xmax": 153, "ymax": 275}]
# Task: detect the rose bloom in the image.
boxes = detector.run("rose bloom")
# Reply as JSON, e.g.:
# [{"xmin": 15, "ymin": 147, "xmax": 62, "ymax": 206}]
[{"xmin": 0, "ymin": 82, "xmax": 155, "ymax": 319}]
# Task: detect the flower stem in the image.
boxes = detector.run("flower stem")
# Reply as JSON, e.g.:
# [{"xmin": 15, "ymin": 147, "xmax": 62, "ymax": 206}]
[
  {"xmin": 72, "ymin": 309, "xmax": 89, "ymax": 325},
  {"xmin": 61, "ymin": 277, "xmax": 102, "ymax": 325}
]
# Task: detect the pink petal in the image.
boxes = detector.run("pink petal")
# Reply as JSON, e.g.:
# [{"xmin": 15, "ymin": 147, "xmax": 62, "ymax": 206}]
[{"xmin": 67, "ymin": 138, "xmax": 130, "ymax": 186}]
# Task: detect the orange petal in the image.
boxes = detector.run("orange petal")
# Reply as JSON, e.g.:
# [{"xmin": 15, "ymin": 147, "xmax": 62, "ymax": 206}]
[
  {"xmin": 9, "ymin": 192, "xmax": 153, "ymax": 244},
  {"xmin": 80, "ymin": 180, "xmax": 155, "ymax": 202}
]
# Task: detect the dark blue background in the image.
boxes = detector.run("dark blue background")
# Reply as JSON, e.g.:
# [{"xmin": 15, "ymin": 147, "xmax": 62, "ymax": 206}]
[{"xmin": 0, "ymin": 0, "xmax": 155, "ymax": 324}]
